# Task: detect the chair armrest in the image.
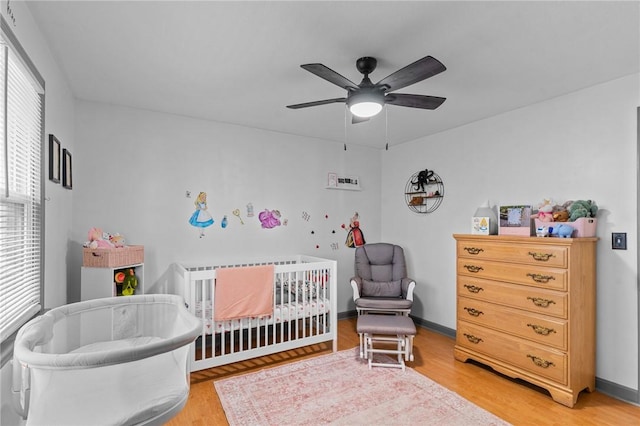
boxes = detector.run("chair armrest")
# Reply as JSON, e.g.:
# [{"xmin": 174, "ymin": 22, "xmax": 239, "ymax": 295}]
[
  {"xmin": 401, "ymin": 278, "xmax": 416, "ymax": 301},
  {"xmin": 350, "ymin": 277, "xmax": 362, "ymax": 300}
]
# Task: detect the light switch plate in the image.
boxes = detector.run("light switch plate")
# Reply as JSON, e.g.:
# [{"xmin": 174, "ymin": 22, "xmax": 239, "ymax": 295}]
[{"xmin": 612, "ymin": 233, "xmax": 627, "ymax": 250}]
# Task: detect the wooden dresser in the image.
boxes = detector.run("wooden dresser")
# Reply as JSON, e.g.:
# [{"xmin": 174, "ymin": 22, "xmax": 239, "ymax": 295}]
[{"xmin": 453, "ymin": 234, "xmax": 597, "ymax": 407}]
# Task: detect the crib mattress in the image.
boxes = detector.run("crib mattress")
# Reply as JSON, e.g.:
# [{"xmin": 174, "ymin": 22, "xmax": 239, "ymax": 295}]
[
  {"xmin": 26, "ymin": 338, "xmax": 188, "ymax": 426},
  {"xmin": 195, "ymin": 298, "xmax": 330, "ymax": 335}
]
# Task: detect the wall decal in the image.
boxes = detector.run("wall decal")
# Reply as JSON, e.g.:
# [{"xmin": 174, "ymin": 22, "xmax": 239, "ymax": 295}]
[
  {"xmin": 259, "ymin": 209, "xmax": 281, "ymax": 229},
  {"xmin": 232, "ymin": 209, "xmax": 245, "ymax": 225},
  {"xmin": 343, "ymin": 212, "xmax": 366, "ymax": 248},
  {"xmin": 189, "ymin": 191, "xmax": 214, "ymax": 237},
  {"xmin": 306, "ymin": 210, "xmax": 340, "ymax": 251}
]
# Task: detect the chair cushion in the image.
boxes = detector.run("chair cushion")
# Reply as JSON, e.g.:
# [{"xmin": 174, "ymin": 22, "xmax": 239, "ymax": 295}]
[
  {"xmin": 361, "ymin": 279, "xmax": 402, "ymax": 298},
  {"xmin": 355, "ymin": 298, "xmax": 413, "ymax": 310},
  {"xmin": 356, "ymin": 314, "xmax": 416, "ymax": 336},
  {"xmin": 354, "ymin": 243, "xmax": 407, "ymax": 282}
]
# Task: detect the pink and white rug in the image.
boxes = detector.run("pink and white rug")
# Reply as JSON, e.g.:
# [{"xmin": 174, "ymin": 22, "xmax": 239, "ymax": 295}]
[{"xmin": 215, "ymin": 348, "xmax": 510, "ymax": 425}]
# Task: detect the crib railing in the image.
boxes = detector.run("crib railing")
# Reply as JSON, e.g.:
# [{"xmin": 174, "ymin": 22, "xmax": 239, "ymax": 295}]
[{"xmin": 173, "ymin": 255, "xmax": 338, "ymax": 371}]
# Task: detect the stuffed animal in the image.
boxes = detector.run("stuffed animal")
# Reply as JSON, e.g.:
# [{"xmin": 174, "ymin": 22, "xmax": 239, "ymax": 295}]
[
  {"xmin": 536, "ymin": 211, "xmax": 554, "ymax": 222},
  {"xmin": 536, "ymin": 226, "xmax": 549, "ymax": 237},
  {"xmin": 549, "ymin": 200, "xmax": 571, "ymax": 222},
  {"xmin": 550, "ymin": 224, "xmax": 574, "ymax": 238},
  {"xmin": 109, "ymin": 233, "xmax": 126, "ymax": 248},
  {"xmin": 552, "ymin": 210, "xmax": 569, "ymax": 222},
  {"xmin": 533, "ymin": 199, "xmax": 555, "ymax": 222},
  {"xmin": 568, "ymin": 200, "xmax": 598, "ymax": 222},
  {"xmin": 86, "ymin": 227, "xmax": 114, "ymax": 249}
]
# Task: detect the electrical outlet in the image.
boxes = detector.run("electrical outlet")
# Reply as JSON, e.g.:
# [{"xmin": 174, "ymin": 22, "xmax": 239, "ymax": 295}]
[{"xmin": 612, "ymin": 233, "xmax": 627, "ymax": 250}]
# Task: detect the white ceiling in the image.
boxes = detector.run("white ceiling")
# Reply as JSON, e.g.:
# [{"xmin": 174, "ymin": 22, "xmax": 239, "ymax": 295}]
[{"xmin": 26, "ymin": 1, "xmax": 640, "ymax": 149}]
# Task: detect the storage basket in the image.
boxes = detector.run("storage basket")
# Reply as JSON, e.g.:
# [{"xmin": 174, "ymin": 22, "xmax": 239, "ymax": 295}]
[
  {"xmin": 83, "ymin": 245, "xmax": 144, "ymax": 267},
  {"xmin": 534, "ymin": 218, "xmax": 597, "ymax": 238}
]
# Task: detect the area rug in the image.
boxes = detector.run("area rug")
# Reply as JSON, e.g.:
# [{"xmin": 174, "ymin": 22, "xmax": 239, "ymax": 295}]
[{"xmin": 214, "ymin": 348, "xmax": 510, "ymax": 425}]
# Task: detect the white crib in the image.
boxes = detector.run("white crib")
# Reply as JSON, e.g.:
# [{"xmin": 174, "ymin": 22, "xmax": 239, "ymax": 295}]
[
  {"xmin": 172, "ymin": 255, "xmax": 338, "ymax": 372},
  {"xmin": 12, "ymin": 294, "xmax": 201, "ymax": 426}
]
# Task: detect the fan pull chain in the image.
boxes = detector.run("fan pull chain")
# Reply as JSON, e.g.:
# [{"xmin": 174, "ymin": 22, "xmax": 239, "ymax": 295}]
[
  {"xmin": 344, "ymin": 106, "xmax": 348, "ymax": 151},
  {"xmin": 385, "ymin": 106, "xmax": 389, "ymax": 150}
]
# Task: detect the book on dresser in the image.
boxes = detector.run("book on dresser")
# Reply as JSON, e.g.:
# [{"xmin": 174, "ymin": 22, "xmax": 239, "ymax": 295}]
[{"xmin": 452, "ymin": 234, "xmax": 597, "ymax": 408}]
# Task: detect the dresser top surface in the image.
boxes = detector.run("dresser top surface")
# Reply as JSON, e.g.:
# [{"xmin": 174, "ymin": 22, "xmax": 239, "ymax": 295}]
[{"xmin": 453, "ymin": 234, "xmax": 598, "ymax": 245}]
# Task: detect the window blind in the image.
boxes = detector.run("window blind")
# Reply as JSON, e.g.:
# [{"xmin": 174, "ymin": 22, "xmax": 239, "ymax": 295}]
[{"xmin": 0, "ymin": 20, "xmax": 44, "ymax": 343}]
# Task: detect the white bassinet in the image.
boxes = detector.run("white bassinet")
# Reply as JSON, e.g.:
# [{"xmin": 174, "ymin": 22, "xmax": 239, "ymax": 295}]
[{"xmin": 12, "ymin": 294, "xmax": 201, "ymax": 426}]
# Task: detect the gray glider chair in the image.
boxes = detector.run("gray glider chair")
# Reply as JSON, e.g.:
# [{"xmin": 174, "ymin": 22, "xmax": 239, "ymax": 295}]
[{"xmin": 350, "ymin": 243, "xmax": 416, "ymax": 316}]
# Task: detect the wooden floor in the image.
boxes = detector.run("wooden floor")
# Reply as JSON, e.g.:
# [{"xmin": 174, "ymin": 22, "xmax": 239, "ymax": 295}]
[{"xmin": 168, "ymin": 318, "xmax": 640, "ymax": 426}]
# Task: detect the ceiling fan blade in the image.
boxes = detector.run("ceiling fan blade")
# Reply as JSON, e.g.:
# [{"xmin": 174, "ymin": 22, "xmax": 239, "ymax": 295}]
[
  {"xmin": 301, "ymin": 64, "xmax": 360, "ymax": 91},
  {"xmin": 352, "ymin": 115, "xmax": 370, "ymax": 124},
  {"xmin": 385, "ymin": 93, "xmax": 446, "ymax": 110},
  {"xmin": 376, "ymin": 56, "xmax": 446, "ymax": 93},
  {"xmin": 286, "ymin": 98, "xmax": 346, "ymax": 109}
]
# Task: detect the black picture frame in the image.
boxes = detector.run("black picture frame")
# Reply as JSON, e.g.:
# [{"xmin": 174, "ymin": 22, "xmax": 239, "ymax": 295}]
[
  {"xmin": 48, "ymin": 135, "xmax": 60, "ymax": 183},
  {"xmin": 62, "ymin": 148, "xmax": 73, "ymax": 189}
]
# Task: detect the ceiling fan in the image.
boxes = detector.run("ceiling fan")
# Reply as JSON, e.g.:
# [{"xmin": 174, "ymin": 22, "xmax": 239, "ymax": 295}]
[{"xmin": 286, "ymin": 56, "xmax": 446, "ymax": 123}]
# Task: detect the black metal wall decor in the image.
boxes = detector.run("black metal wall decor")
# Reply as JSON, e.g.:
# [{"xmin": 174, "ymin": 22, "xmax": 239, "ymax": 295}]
[{"xmin": 405, "ymin": 168, "xmax": 444, "ymax": 213}]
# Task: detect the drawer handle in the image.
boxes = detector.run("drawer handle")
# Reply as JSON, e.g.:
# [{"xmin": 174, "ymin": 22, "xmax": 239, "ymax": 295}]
[
  {"xmin": 528, "ymin": 252, "xmax": 556, "ymax": 262},
  {"xmin": 464, "ymin": 307, "xmax": 484, "ymax": 317},
  {"xmin": 526, "ymin": 273, "xmax": 556, "ymax": 284},
  {"xmin": 463, "ymin": 333, "xmax": 483, "ymax": 344},
  {"xmin": 464, "ymin": 265, "xmax": 484, "ymax": 273},
  {"xmin": 463, "ymin": 284, "xmax": 484, "ymax": 293},
  {"xmin": 527, "ymin": 297, "xmax": 556, "ymax": 308},
  {"xmin": 527, "ymin": 323, "xmax": 556, "ymax": 336},
  {"xmin": 527, "ymin": 354, "xmax": 555, "ymax": 369},
  {"xmin": 464, "ymin": 247, "xmax": 484, "ymax": 255}
]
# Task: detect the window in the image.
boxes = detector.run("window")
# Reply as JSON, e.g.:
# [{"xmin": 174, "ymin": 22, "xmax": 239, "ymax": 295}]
[{"xmin": 0, "ymin": 17, "xmax": 45, "ymax": 345}]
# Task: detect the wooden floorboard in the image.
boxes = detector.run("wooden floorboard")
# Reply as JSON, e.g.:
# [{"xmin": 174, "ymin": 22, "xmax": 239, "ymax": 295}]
[{"xmin": 167, "ymin": 318, "xmax": 640, "ymax": 425}]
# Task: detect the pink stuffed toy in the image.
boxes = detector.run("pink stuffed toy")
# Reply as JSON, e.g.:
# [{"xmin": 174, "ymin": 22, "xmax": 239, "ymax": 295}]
[
  {"xmin": 536, "ymin": 210, "xmax": 554, "ymax": 222},
  {"xmin": 87, "ymin": 227, "xmax": 114, "ymax": 249},
  {"xmin": 533, "ymin": 198, "xmax": 554, "ymax": 222}
]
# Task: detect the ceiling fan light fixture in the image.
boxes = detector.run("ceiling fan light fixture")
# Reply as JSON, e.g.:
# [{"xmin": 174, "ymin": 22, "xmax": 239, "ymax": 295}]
[
  {"xmin": 349, "ymin": 101, "xmax": 383, "ymax": 118},
  {"xmin": 347, "ymin": 91, "xmax": 384, "ymax": 118}
]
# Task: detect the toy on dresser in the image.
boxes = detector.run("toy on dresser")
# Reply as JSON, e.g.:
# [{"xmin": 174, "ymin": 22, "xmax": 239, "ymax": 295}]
[
  {"xmin": 534, "ymin": 199, "xmax": 597, "ymax": 238},
  {"xmin": 550, "ymin": 224, "xmax": 575, "ymax": 238}
]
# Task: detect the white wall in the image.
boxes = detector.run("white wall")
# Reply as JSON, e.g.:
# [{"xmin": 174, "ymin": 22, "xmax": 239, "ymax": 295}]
[
  {"xmin": 381, "ymin": 74, "xmax": 639, "ymax": 390},
  {"xmin": 72, "ymin": 101, "xmax": 382, "ymax": 313},
  {"xmin": 1, "ymin": 2, "xmax": 75, "ymax": 425}
]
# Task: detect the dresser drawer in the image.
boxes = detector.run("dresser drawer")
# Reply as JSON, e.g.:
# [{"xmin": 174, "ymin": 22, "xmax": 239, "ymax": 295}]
[
  {"xmin": 457, "ymin": 258, "xmax": 567, "ymax": 291},
  {"xmin": 457, "ymin": 321, "xmax": 567, "ymax": 385},
  {"xmin": 457, "ymin": 240, "xmax": 568, "ymax": 268},
  {"xmin": 457, "ymin": 296, "xmax": 567, "ymax": 350},
  {"xmin": 457, "ymin": 276, "xmax": 567, "ymax": 318}
]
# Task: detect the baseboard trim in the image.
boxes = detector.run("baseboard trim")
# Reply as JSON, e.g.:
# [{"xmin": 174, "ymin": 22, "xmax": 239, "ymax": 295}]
[
  {"xmin": 337, "ymin": 310, "xmax": 357, "ymax": 320},
  {"xmin": 411, "ymin": 316, "xmax": 456, "ymax": 339},
  {"xmin": 595, "ymin": 377, "xmax": 640, "ymax": 406},
  {"xmin": 338, "ymin": 310, "xmax": 638, "ymax": 405}
]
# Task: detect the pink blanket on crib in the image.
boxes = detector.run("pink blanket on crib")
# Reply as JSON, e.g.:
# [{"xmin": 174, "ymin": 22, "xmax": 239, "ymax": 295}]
[{"xmin": 214, "ymin": 265, "xmax": 274, "ymax": 321}]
